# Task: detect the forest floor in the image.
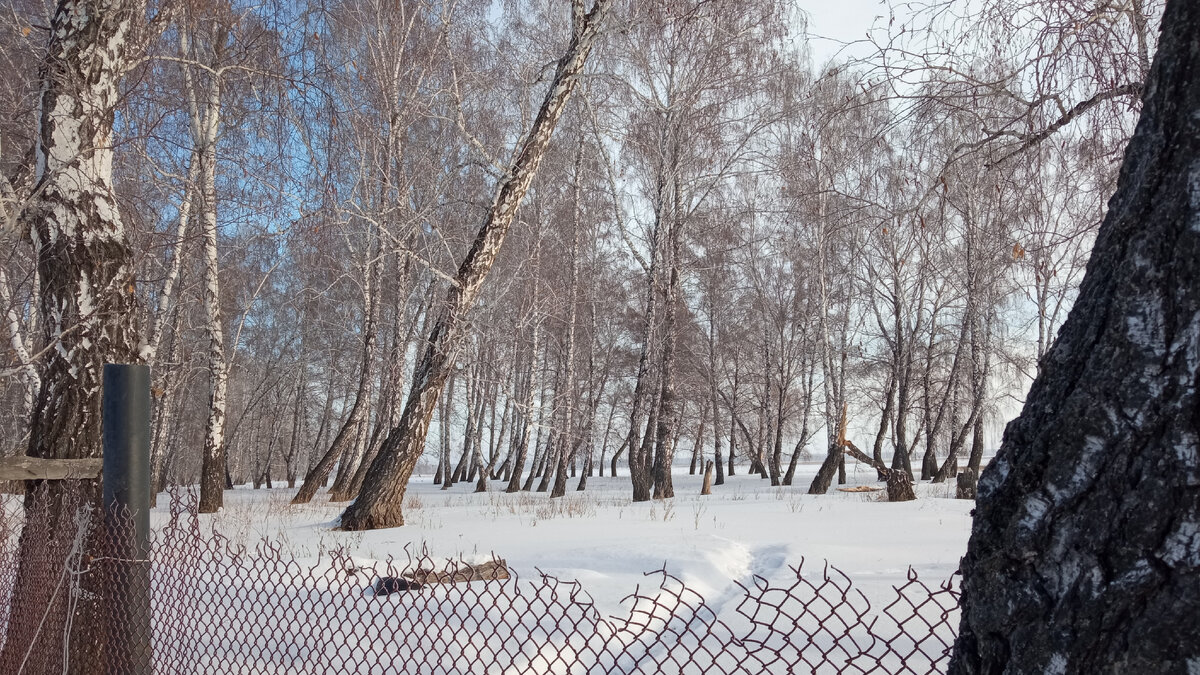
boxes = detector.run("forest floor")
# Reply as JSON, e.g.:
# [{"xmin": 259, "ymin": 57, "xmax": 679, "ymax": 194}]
[{"xmin": 164, "ymin": 459, "xmax": 976, "ymax": 620}]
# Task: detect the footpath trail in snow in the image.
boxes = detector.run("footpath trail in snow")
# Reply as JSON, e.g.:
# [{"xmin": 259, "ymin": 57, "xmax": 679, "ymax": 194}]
[{"xmin": 165, "ymin": 462, "xmax": 974, "ymax": 620}]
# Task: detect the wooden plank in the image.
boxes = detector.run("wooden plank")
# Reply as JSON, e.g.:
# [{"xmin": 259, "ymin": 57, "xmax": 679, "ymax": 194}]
[{"xmin": 0, "ymin": 456, "xmax": 103, "ymax": 481}]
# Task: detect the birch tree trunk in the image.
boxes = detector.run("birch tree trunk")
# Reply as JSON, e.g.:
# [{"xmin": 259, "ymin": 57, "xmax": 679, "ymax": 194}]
[
  {"xmin": 951, "ymin": 3, "xmax": 1200, "ymax": 669},
  {"xmin": 145, "ymin": 152, "xmax": 196, "ymax": 502},
  {"xmin": 651, "ymin": 189, "xmax": 684, "ymax": 500},
  {"xmin": 346, "ymin": 255, "xmax": 416, "ymax": 501},
  {"xmin": 198, "ymin": 103, "xmax": 228, "ymax": 512},
  {"xmin": 889, "ymin": 271, "xmax": 915, "ymax": 481},
  {"xmin": 22, "ymin": 0, "xmax": 143, "ymax": 458},
  {"xmin": 706, "ymin": 293, "xmax": 725, "ymax": 486},
  {"xmin": 293, "ymin": 236, "xmax": 382, "ymax": 504},
  {"xmin": 285, "ymin": 364, "xmax": 307, "ymax": 488},
  {"xmin": 340, "ymin": 0, "xmax": 611, "ymax": 530},
  {"xmin": 0, "ymin": 269, "xmax": 38, "ymax": 434},
  {"xmin": 440, "ymin": 374, "xmax": 455, "ymax": 489},
  {"xmin": 575, "ymin": 312, "xmax": 610, "ymax": 492},
  {"xmin": 148, "ymin": 303, "xmax": 182, "ymax": 504},
  {"xmin": 627, "ymin": 206, "xmax": 663, "ymax": 502},
  {"xmin": 522, "ymin": 370, "xmax": 551, "ymax": 491},
  {"xmin": 506, "ymin": 277, "xmax": 540, "ymax": 493},
  {"xmin": 551, "ymin": 144, "xmax": 584, "ymax": 499},
  {"xmin": 783, "ymin": 360, "xmax": 816, "ymax": 486},
  {"xmin": 490, "ymin": 379, "xmax": 512, "ymax": 480},
  {"xmin": 809, "ymin": 192, "xmax": 845, "ymax": 495},
  {"xmin": 1, "ymin": 0, "xmax": 144, "ymax": 669},
  {"xmin": 190, "ymin": 24, "xmax": 231, "ymax": 513}
]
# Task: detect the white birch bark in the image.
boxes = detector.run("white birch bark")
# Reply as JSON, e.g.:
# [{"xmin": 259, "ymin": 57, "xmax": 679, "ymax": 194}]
[
  {"xmin": 187, "ymin": 25, "xmax": 231, "ymax": 513},
  {"xmin": 0, "ymin": 269, "xmax": 38, "ymax": 424},
  {"xmin": 2, "ymin": 0, "xmax": 145, "ymax": 668},
  {"xmin": 23, "ymin": 0, "xmax": 144, "ymax": 460}
]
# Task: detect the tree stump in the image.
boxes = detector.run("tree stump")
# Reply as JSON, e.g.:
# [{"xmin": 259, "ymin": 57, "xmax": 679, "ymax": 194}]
[
  {"xmin": 886, "ymin": 470, "xmax": 916, "ymax": 502},
  {"xmin": 955, "ymin": 469, "xmax": 977, "ymax": 500},
  {"xmin": 701, "ymin": 460, "xmax": 714, "ymax": 495}
]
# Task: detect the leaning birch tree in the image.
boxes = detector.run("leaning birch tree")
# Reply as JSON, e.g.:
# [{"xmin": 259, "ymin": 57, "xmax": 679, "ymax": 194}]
[{"xmin": 339, "ymin": 0, "xmax": 612, "ymax": 530}]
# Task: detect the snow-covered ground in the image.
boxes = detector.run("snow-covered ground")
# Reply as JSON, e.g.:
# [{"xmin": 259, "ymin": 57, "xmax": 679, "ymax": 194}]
[{"xmin": 171, "ymin": 460, "xmax": 974, "ymax": 621}]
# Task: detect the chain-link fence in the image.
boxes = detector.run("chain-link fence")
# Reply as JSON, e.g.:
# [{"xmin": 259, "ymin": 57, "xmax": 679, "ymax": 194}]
[{"xmin": 0, "ymin": 489, "xmax": 962, "ymax": 674}]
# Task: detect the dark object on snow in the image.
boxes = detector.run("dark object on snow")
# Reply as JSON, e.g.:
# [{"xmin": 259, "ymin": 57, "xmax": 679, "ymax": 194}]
[
  {"xmin": 374, "ymin": 577, "xmax": 422, "ymax": 595},
  {"xmin": 955, "ymin": 469, "xmax": 977, "ymax": 500}
]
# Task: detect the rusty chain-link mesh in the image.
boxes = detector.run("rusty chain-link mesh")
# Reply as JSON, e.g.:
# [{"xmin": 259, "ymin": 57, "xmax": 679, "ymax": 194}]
[{"xmin": 0, "ymin": 490, "xmax": 962, "ymax": 674}]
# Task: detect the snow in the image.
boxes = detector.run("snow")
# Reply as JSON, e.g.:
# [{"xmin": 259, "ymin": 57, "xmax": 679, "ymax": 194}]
[{"xmin": 161, "ymin": 463, "xmax": 974, "ymax": 621}]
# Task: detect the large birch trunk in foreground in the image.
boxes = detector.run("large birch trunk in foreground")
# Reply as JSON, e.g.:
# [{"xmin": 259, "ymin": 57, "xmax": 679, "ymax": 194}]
[
  {"xmin": 1, "ymin": 0, "xmax": 143, "ymax": 670},
  {"xmin": 24, "ymin": 0, "xmax": 143, "ymax": 464},
  {"xmin": 950, "ymin": 2, "xmax": 1200, "ymax": 671},
  {"xmin": 340, "ymin": 0, "xmax": 612, "ymax": 531}
]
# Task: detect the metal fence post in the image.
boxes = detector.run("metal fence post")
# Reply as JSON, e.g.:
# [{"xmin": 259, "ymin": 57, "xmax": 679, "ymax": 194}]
[{"xmin": 102, "ymin": 363, "xmax": 152, "ymax": 674}]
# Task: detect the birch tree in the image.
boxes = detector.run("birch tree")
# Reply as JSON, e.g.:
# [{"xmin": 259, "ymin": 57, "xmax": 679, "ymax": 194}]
[
  {"xmin": 176, "ymin": 7, "xmax": 234, "ymax": 512},
  {"xmin": 340, "ymin": 0, "xmax": 612, "ymax": 530},
  {"xmin": 952, "ymin": 1, "xmax": 1200, "ymax": 669},
  {"xmin": 19, "ymin": 0, "xmax": 146, "ymax": 488},
  {"xmin": 0, "ymin": 0, "xmax": 149, "ymax": 669}
]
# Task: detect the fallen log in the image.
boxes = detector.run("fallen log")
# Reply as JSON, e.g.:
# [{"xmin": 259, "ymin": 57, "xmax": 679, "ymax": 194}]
[{"xmin": 406, "ymin": 558, "xmax": 510, "ymax": 585}]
